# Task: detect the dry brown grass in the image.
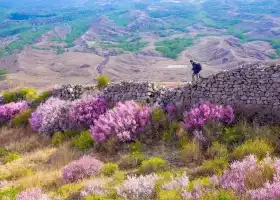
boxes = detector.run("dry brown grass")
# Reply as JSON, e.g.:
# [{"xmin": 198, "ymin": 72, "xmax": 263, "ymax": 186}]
[
  {"xmin": 0, "ymin": 127, "xmax": 50, "ymax": 153},
  {"xmin": 47, "ymin": 142, "xmax": 82, "ymax": 170},
  {"xmin": 12, "ymin": 170, "xmax": 62, "ymax": 191}
]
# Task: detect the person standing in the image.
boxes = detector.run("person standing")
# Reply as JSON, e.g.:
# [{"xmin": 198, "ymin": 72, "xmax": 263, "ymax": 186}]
[{"xmin": 190, "ymin": 60, "xmax": 202, "ymax": 82}]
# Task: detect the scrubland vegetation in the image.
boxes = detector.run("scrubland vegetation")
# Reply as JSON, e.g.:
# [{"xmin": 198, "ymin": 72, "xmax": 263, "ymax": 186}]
[
  {"xmin": 1, "ymin": 86, "xmax": 280, "ymax": 200},
  {"xmin": 155, "ymin": 38, "xmax": 194, "ymax": 59}
]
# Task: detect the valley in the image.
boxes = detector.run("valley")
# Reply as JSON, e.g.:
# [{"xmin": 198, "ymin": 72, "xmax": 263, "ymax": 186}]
[{"xmin": 0, "ymin": 0, "xmax": 280, "ymax": 89}]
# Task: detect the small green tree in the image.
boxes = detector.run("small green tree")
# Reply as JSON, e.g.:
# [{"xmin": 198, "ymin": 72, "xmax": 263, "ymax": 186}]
[{"xmin": 97, "ymin": 75, "xmax": 110, "ymax": 90}]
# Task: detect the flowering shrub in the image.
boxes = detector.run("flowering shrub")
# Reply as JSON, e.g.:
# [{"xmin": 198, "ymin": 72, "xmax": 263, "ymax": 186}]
[
  {"xmin": 219, "ymin": 155, "xmax": 259, "ymax": 192},
  {"xmin": 162, "ymin": 173, "xmax": 189, "ymax": 190},
  {"xmin": 183, "ymin": 103, "xmax": 234, "ymax": 130},
  {"xmin": 117, "ymin": 174, "xmax": 159, "ymax": 200},
  {"xmin": 247, "ymin": 181, "xmax": 280, "ymax": 200},
  {"xmin": 182, "ymin": 177, "xmax": 212, "ymax": 200},
  {"xmin": 29, "ymin": 98, "xmax": 70, "ymax": 136},
  {"xmin": 69, "ymin": 97, "xmax": 107, "ymax": 130},
  {"xmin": 91, "ymin": 101, "xmax": 150, "ymax": 143},
  {"xmin": 62, "ymin": 155, "xmax": 103, "ymax": 183},
  {"xmin": 213, "ymin": 155, "xmax": 280, "ymax": 199},
  {"xmin": 0, "ymin": 101, "xmax": 28, "ymax": 125},
  {"xmin": 80, "ymin": 182, "xmax": 107, "ymax": 198},
  {"xmin": 16, "ymin": 188, "xmax": 50, "ymax": 200}
]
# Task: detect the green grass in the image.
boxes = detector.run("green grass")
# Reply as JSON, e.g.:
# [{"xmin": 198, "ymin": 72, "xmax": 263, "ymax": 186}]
[
  {"xmin": 0, "ymin": 188, "xmax": 21, "ymax": 200},
  {"xmin": 0, "ymin": 7, "xmax": 13, "ymax": 22},
  {"xmin": 155, "ymin": 38, "xmax": 194, "ymax": 59},
  {"xmin": 64, "ymin": 17, "xmax": 93, "ymax": 47},
  {"xmin": 56, "ymin": 48, "xmax": 65, "ymax": 55},
  {"xmin": 0, "ymin": 48, "xmax": 4, "ymax": 57},
  {"xmin": 0, "ymin": 23, "xmax": 32, "ymax": 38},
  {"xmin": 6, "ymin": 26, "xmax": 51, "ymax": 54},
  {"xmin": 100, "ymin": 39, "xmax": 147, "ymax": 53},
  {"xmin": 107, "ymin": 11, "xmax": 130, "ymax": 27},
  {"xmin": 0, "ymin": 69, "xmax": 8, "ymax": 76},
  {"xmin": 31, "ymin": 46, "xmax": 51, "ymax": 51}
]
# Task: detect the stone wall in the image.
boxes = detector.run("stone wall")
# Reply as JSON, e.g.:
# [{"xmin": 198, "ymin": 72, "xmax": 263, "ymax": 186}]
[
  {"xmin": 159, "ymin": 64, "xmax": 280, "ymax": 108},
  {"xmin": 52, "ymin": 64, "xmax": 280, "ymax": 123}
]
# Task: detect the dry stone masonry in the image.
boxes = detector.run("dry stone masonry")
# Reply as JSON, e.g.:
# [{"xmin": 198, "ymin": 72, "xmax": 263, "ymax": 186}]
[
  {"xmin": 52, "ymin": 64, "xmax": 280, "ymax": 123},
  {"xmin": 53, "ymin": 64, "xmax": 280, "ymax": 108}
]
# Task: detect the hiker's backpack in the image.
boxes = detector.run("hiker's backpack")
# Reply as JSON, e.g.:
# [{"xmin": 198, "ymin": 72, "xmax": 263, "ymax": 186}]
[
  {"xmin": 193, "ymin": 62, "xmax": 202, "ymax": 73},
  {"xmin": 196, "ymin": 63, "xmax": 202, "ymax": 72}
]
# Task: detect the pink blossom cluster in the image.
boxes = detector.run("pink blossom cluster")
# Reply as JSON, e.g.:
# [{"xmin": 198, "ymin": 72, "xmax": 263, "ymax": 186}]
[
  {"xmin": 91, "ymin": 101, "xmax": 150, "ymax": 143},
  {"xmin": 162, "ymin": 173, "xmax": 189, "ymax": 190},
  {"xmin": 0, "ymin": 101, "xmax": 28, "ymax": 124},
  {"xmin": 219, "ymin": 155, "xmax": 259, "ymax": 192},
  {"xmin": 215, "ymin": 155, "xmax": 280, "ymax": 200},
  {"xmin": 248, "ymin": 181, "xmax": 280, "ymax": 200},
  {"xmin": 247, "ymin": 157, "xmax": 280, "ymax": 200},
  {"xmin": 62, "ymin": 155, "xmax": 103, "ymax": 183},
  {"xmin": 16, "ymin": 188, "xmax": 50, "ymax": 200},
  {"xmin": 117, "ymin": 174, "xmax": 159, "ymax": 200},
  {"xmin": 80, "ymin": 181, "xmax": 107, "ymax": 198},
  {"xmin": 29, "ymin": 97, "xmax": 70, "ymax": 136},
  {"xmin": 182, "ymin": 182, "xmax": 208, "ymax": 200},
  {"xmin": 69, "ymin": 97, "xmax": 107, "ymax": 130},
  {"xmin": 183, "ymin": 103, "xmax": 234, "ymax": 130}
]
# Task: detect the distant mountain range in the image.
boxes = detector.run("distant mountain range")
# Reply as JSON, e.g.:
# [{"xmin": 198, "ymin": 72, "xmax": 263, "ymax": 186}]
[{"xmin": 0, "ymin": 0, "xmax": 279, "ymax": 89}]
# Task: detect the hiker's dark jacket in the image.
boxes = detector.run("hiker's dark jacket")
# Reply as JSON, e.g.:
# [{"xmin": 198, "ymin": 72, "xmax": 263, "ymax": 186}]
[{"xmin": 191, "ymin": 62, "xmax": 202, "ymax": 74}]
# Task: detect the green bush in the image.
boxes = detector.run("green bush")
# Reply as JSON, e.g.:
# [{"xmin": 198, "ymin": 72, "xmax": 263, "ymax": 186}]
[
  {"xmin": 119, "ymin": 152, "xmax": 145, "ymax": 169},
  {"xmin": 32, "ymin": 90, "xmax": 52, "ymax": 105},
  {"xmin": 155, "ymin": 38, "xmax": 194, "ymax": 59},
  {"xmin": 222, "ymin": 126, "xmax": 245, "ymax": 146},
  {"xmin": 201, "ymin": 158, "xmax": 229, "ymax": 175},
  {"xmin": 152, "ymin": 108, "xmax": 167, "ymax": 122},
  {"xmin": 220, "ymin": 122, "xmax": 252, "ymax": 147},
  {"xmin": 52, "ymin": 132, "xmax": 68, "ymax": 146},
  {"xmin": 55, "ymin": 183, "xmax": 83, "ymax": 200},
  {"xmin": 97, "ymin": 75, "xmax": 110, "ymax": 90},
  {"xmin": 4, "ymin": 153, "xmax": 21, "ymax": 164},
  {"xmin": 111, "ymin": 171, "xmax": 126, "ymax": 186},
  {"xmin": 180, "ymin": 140, "xmax": 203, "ymax": 163},
  {"xmin": 203, "ymin": 121, "xmax": 225, "ymax": 143},
  {"xmin": 156, "ymin": 190, "xmax": 182, "ymax": 200},
  {"xmin": 52, "ymin": 130, "xmax": 79, "ymax": 146},
  {"xmin": 0, "ymin": 147, "xmax": 8, "ymax": 157},
  {"xmin": 85, "ymin": 195, "xmax": 114, "ymax": 200},
  {"xmin": 187, "ymin": 177, "xmax": 212, "ymax": 192},
  {"xmin": 2, "ymin": 88, "xmax": 37, "ymax": 103},
  {"xmin": 139, "ymin": 157, "xmax": 169, "ymax": 174},
  {"xmin": 10, "ymin": 108, "xmax": 32, "ymax": 128},
  {"xmin": 0, "ymin": 188, "xmax": 21, "ymax": 200},
  {"xmin": 102, "ymin": 163, "xmax": 119, "ymax": 177},
  {"xmin": 72, "ymin": 131, "xmax": 94, "ymax": 151},
  {"xmin": 232, "ymin": 138, "xmax": 274, "ymax": 160},
  {"xmin": 129, "ymin": 140, "xmax": 142, "ymax": 152},
  {"xmin": 201, "ymin": 189, "xmax": 237, "ymax": 200},
  {"xmin": 206, "ymin": 142, "xmax": 228, "ymax": 159},
  {"xmin": 161, "ymin": 122, "xmax": 180, "ymax": 143},
  {"xmin": 0, "ymin": 69, "xmax": 8, "ymax": 76}
]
